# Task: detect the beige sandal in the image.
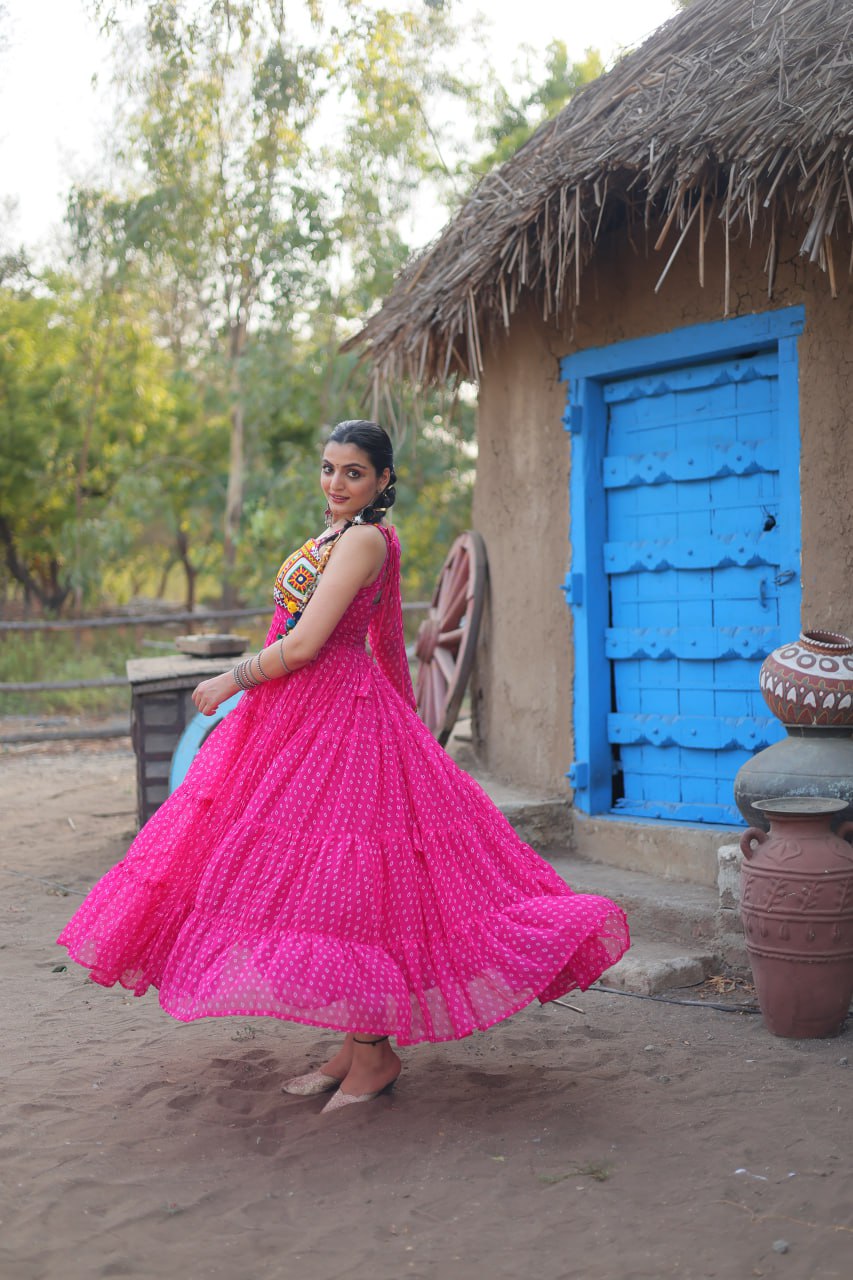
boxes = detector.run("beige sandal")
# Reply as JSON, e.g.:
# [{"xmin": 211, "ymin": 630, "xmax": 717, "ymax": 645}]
[{"xmin": 281, "ymin": 1069, "xmax": 341, "ymax": 1096}]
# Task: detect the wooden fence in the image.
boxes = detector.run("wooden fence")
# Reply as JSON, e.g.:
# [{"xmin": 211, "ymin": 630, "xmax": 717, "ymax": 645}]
[{"xmin": 0, "ymin": 602, "xmax": 428, "ymax": 743}]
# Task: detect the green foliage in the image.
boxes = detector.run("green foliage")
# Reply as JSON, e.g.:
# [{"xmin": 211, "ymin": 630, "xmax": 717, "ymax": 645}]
[
  {"xmin": 0, "ymin": 270, "xmax": 183, "ymax": 612},
  {"xmin": 0, "ymin": 629, "xmax": 136, "ymax": 717},
  {"xmin": 73, "ymin": 0, "xmax": 477, "ymax": 604},
  {"xmin": 0, "ymin": 287, "xmax": 76, "ymax": 611},
  {"xmin": 0, "ymin": 619, "xmax": 268, "ymax": 717},
  {"xmin": 394, "ymin": 417, "xmax": 474, "ymax": 603},
  {"xmin": 1, "ymin": 2, "xmax": 574, "ymax": 628},
  {"xmin": 478, "ymin": 42, "xmax": 603, "ymax": 170}
]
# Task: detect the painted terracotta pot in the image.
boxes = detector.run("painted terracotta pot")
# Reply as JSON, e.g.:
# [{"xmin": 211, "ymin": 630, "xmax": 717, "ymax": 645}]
[
  {"xmin": 759, "ymin": 631, "xmax": 853, "ymax": 727},
  {"xmin": 740, "ymin": 797, "xmax": 853, "ymax": 1039}
]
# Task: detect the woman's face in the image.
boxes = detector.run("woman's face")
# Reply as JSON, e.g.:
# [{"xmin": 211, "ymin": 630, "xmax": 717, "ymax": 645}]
[{"xmin": 321, "ymin": 441, "xmax": 390, "ymax": 524}]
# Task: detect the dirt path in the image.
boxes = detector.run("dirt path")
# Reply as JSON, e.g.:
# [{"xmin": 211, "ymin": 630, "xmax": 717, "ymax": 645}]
[{"xmin": 1, "ymin": 745, "xmax": 851, "ymax": 1280}]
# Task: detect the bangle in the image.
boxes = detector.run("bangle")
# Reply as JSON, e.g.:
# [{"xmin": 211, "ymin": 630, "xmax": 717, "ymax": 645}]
[
  {"xmin": 232, "ymin": 660, "xmax": 251, "ymax": 691},
  {"xmin": 278, "ymin": 636, "xmax": 292, "ymax": 674},
  {"xmin": 253, "ymin": 651, "xmax": 269, "ymax": 683},
  {"xmin": 233, "ymin": 657, "xmax": 261, "ymax": 690}
]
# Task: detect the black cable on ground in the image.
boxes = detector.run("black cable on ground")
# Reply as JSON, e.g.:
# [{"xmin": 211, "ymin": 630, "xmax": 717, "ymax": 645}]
[{"xmin": 586, "ymin": 985, "xmax": 762, "ymax": 1014}]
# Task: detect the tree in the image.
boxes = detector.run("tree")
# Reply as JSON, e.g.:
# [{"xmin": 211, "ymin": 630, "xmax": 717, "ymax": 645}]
[
  {"xmin": 476, "ymin": 40, "xmax": 603, "ymax": 170},
  {"xmin": 83, "ymin": 1, "xmax": 329, "ymax": 604},
  {"xmin": 82, "ymin": 0, "xmax": 470, "ymax": 606},
  {"xmin": 0, "ymin": 272, "xmax": 178, "ymax": 612}
]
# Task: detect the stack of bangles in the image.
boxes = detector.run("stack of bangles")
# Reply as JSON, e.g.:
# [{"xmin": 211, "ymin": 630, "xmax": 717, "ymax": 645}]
[{"xmin": 232, "ymin": 637, "xmax": 292, "ymax": 691}]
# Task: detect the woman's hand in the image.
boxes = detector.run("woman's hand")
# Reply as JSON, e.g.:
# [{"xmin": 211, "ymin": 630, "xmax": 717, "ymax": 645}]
[{"xmin": 192, "ymin": 670, "xmax": 240, "ymax": 717}]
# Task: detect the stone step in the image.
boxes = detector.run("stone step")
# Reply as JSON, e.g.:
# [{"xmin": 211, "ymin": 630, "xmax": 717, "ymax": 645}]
[
  {"xmin": 594, "ymin": 940, "xmax": 717, "ymax": 997},
  {"xmin": 545, "ymin": 852, "xmax": 720, "ymax": 948},
  {"xmin": 488, "ymin": 808, "xmax": 750, "ymax": 981},
  {"xmin": 544, "ymin": 852, "xmax": 748, "ymax": 990}
]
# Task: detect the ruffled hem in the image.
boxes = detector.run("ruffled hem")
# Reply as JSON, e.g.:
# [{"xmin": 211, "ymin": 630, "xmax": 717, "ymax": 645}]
[{"xmin": 58, "ymin": 881, "xmax": 629, "ymax": 1046}]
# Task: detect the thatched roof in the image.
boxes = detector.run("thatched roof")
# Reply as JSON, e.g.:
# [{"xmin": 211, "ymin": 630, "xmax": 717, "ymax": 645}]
[{"xmin": 348, "ymin": 0, "xmax": 853, "ymax": 391}]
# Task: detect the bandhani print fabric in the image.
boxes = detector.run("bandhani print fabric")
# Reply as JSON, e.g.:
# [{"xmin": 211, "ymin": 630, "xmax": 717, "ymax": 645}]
[{"xmin": 57, "ymin": 525, "xmax": 630, "ymax": 1045}]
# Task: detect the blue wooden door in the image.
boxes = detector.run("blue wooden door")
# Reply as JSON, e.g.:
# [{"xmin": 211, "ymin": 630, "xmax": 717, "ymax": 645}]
[{"xmin": 601, "ymin": 350, "xmax": 798, "ymax": 823}]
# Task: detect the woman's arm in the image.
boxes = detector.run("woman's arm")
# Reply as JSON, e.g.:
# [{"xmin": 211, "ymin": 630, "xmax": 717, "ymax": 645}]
[{"xmin": 191, "ymin": 525, "xmax": 386, "ymax": 716}]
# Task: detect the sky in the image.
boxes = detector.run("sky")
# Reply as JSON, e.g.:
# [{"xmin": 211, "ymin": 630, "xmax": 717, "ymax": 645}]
[{"xmin": 0, "ymin": 0, "xmax": 678, "ymax": 257}]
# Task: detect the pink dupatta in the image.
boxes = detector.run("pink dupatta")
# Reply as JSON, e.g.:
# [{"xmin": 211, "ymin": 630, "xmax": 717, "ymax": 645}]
[{"xmin": 368, "ymin": 526, "xmax": 417, "ymax": 711}]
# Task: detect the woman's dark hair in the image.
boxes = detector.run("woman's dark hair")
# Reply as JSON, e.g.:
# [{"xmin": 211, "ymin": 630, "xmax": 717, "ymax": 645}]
[{"xmin": 325, "ymin": 419, "xmax": 397, "ymax": 523}]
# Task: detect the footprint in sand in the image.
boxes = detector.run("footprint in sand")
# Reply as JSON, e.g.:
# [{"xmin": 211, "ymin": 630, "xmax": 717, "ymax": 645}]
[
  {"xmin": 464, "ymin": 1069, "xmax": 514, "ymax": 1089},
  {"xmin": 583, "ymin": 1026, "xmax": 619, "ymax": 1041}
]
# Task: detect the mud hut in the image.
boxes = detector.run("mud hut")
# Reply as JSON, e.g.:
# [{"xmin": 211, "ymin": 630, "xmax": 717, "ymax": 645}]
[{"xmin": 348, "ymin": 0, "xmax": 853, "ymax": 884}]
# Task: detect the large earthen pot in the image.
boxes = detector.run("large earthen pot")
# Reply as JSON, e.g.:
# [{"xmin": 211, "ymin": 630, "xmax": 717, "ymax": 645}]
[
  {"xmin": 734, "ymin": 728, "xmax": 853, "ymax": 828},
  {"xmin": 740, "ymin": 797, "xmax": 853, "ymax": 1039}
]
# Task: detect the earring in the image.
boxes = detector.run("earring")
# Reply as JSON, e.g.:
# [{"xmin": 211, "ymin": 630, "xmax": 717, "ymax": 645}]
[
  {"xmin": 324, "ymin": 505, "xmax": 333, "ymax": 528},
  {"xmin": 352, "ymin": 489, "xmax": 384, "ymax": 526}
]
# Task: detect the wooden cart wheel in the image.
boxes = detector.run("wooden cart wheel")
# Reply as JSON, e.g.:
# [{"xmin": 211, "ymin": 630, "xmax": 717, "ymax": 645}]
[{"xmin": 415, "ymin": 530, "xmax": 487, "ymax": 745}]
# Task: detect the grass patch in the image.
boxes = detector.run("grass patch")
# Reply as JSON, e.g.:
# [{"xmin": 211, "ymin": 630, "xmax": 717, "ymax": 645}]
[{"xmin": 0, "ymin": 620, "xmax": 269, "ymax": 717}]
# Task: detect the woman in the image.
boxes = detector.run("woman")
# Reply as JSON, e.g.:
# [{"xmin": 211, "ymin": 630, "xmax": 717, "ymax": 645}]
[{"xmin": 58, "ymin": 420, "xmax": 629, "ymax": 1113}]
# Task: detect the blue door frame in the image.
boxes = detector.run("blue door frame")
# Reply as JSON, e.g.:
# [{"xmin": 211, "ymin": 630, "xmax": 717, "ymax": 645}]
[{"xmin": 560, "ymin": 307, "xmax": 804, "ymax": 824}]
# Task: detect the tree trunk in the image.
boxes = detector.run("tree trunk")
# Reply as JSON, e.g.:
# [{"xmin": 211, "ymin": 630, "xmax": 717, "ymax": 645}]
[
  {"xmin": 155, "ymin": 556, "xmax": 175, "ymax": 600},
  {"xmin": 0, "ymin": 515, "xmax": 71, "ymax": 615},
  {"xmin": 73, "ymin": 317, "xmax": 109, "ymax": 615},
  {"xmin": 176, "ymin": 529, "xmax": 197, "ymax": 614},
  {"xmin": 222, "ymin": 317, "xmax": 248, "ymax": 608}
]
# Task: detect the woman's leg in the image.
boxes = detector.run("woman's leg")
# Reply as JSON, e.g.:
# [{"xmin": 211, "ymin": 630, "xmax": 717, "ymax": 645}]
[
  {"xmin": 318, "ymin": 1032, "xmax": 355, "ymax": 1080},
  {"xmin": 283, "ymin": 1031, "xmax": 401, "ymax": 1100},
  {"xmin": 282, "ymin": 1033, "xmax": 355, "ymax": 1094},
  {"xmin": 336, "ymin": 1035, "xmax": 401, "ymax": 1098}
]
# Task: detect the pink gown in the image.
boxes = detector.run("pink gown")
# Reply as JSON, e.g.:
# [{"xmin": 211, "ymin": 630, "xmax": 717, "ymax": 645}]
[{"xmin": 58, "ymin": 525, "xmax": 629, "ymax": 1045}]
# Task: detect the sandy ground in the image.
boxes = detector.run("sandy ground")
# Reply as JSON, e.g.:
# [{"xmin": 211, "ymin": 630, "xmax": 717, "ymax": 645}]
[{"xmin": 1, "ymin": 740, "xmax": 852, "ymax": 1280}]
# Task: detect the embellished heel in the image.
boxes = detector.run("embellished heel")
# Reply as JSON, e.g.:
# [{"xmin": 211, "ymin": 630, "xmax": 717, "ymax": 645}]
[
  {"xmin": 320, "ymin": 1077, "xmax": 397, "ymax": 1113},
  {"xmin": 320, "ymin": 1036, "xmax": 399, "ymax": 1113},
  {"xmin": 281, "ymin": 1070, "xmax": 341, "ymax": 1097}
]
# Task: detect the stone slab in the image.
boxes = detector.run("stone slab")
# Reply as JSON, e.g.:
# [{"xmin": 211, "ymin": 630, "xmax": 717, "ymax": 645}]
[
  {"xmin": 126, "ymin": 654, "xmax": 251, "ymax": 688},
  {"xmin": 174, "ymin": 634, "xmax": 248, "ymax": 657},
  {"xmin": 600, "ymin": 943, "xmax": 716, "ymax": 996},
  {"xmin": 451, "ymin": 720, "xmax": 737, "ymax": 890},
  {"xmin": 450, "ymin": 730, "xmax": 750, "ymax": 974},
  {"xmin": 544, "ymin": 854, "xmax": 720, "ymax": 946}
]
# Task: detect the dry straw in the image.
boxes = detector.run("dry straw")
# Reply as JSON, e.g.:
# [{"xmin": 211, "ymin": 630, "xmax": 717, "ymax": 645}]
[{"xmin": 346, "ymin": 0, "xmax": 853, "ymax": 390}]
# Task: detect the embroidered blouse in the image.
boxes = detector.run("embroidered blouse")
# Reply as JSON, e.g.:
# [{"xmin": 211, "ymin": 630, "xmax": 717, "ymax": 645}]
[{"xmin": 272, "ymin": 530, "xmax": 340, "ymax": 632}]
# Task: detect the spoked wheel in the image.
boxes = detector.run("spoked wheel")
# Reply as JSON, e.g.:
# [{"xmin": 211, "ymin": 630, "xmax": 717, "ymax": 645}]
[{"xmin": 414, "ymin": 530, "xmax": 488, "ymax": 745}]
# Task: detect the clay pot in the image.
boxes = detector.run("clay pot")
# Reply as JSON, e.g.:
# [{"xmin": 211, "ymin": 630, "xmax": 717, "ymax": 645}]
[
  {"xmin": 759, "ymin": 630, "xmax": 853, "ymax": 728},
  {"xmin": 736, "ymin": 630, "xmax": 853, "ymax": 828},
  {"xmin": 740, "ymin": 797, "xmax": 853, "ymax": 1038},
  {"xmin": 734, "ymin": 727, "xmax": 853, "ymax": 828}
]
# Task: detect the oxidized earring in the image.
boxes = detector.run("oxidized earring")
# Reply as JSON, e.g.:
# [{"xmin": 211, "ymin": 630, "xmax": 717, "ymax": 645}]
[{"xmin": 323, "ymin": 505, "xmax": 333, "ymax": 528}]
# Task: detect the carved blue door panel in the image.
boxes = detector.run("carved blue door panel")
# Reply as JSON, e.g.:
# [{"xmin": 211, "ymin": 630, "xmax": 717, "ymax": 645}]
[{"xmin": 561, "ymin": 309, "xmax": 803, "ymax": 826}]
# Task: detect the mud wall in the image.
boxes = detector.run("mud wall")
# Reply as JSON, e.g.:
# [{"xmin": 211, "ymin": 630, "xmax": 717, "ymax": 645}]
[{"xmin": 471, "ymin": 303, "xmax": 573, "ymax": 792}]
